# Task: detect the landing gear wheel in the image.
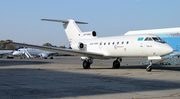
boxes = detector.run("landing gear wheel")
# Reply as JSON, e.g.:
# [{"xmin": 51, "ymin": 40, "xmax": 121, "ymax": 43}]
[
  {"xmin": 83, "ymin": 60, "xmax": 90, "ymax": 69},
  {"xmin": 113, "ymin": 60, "xmax": 120, "ymax": 69},
  {"xmin": 146, "ymin": 66, "xmax": 152, "ymax": 72},
  {"xmin": 50, "ymin": 57, "xmax": 53, "ymax": 59},
  {"xmin": 146, "ymin": 60, "xmax": 153, "ymax": 72}
]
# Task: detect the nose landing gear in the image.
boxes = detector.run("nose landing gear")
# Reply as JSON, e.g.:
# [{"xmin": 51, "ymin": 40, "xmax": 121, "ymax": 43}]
[{"xmin": 146, "ymin": 60, "xmax": 152, "ymax": 72}]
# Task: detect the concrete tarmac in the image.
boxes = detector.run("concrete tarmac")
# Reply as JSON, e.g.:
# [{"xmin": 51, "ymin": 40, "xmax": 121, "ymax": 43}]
[{"xmin": 0, "ymin": 56, "xmax": 180, "ymax": 99}]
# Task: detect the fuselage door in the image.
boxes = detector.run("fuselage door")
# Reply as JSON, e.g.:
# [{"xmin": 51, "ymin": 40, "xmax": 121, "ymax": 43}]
[{"xmin": 137, "ymin": 37, "xmax": 144, "ymax": 56}]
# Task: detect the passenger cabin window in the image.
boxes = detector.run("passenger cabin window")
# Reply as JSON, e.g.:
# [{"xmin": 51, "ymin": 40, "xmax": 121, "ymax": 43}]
[
  {"xmin": 117, "ymin": 42, "xmax": 119, "ymax": 45},
  {"xmin": 122, "ymin": 41, "xmax": 124, "ymax": 44},
  {"xmin": 112, "ymin": 42, "xmax": 115, "ymax": 45},
  {"xmin": 108, "ymin": 42, "xmax": 110, "ymax": 45},
  {"xmin": 104, "ymin": 43, "xmax": 106, "ymax": 45},
  {"xmin": 100, "ymin": 43, "xmax": 102, "ymax": 45},
  {"xmin": 127, "ymin": 41, "xmax": 129, "ymax": 44}
]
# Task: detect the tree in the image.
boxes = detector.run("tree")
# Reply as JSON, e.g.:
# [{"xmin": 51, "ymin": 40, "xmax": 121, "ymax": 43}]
[
  {"xmin": 6, "ymin": 45, "xmax": 16, "ymax": 50},
  {"xmin": 0, "ymin": 40, "xmax": 16, "ymax": 50},
  {"xmin": 0, "ymin": 40, "xmax": 5, "ymax": 50},
  {"xmin": 59, "ymin": 45, "xmax": 66, "ymax": 49},
  {"xmin": 42, "ymin": 43, "xmax": 52, "ymax": 47}
]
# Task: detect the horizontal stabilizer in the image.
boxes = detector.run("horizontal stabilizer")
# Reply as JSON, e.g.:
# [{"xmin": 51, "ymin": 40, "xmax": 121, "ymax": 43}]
[{"xmin": 41, "ymin": 19, "xmax": 88, "ymax": 24}]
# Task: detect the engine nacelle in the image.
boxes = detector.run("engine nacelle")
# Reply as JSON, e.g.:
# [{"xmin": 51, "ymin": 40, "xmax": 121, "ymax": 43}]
[
  {"xmin": 71, "ymin": 42, "xmax": 86, "ymax": 50},
  {"xmin": 79, "ymin": 43, "xmax": 84, "ymax": 49},
  {"xmin": 80, "ymin": 31, "xmax": 97, "ymax": 38}
]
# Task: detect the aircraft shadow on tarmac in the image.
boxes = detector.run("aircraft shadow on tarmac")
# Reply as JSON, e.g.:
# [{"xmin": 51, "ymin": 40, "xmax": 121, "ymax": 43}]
[
  {"xmin": 0, "ymin": 60, "xmax": 51, "ymax": 66},
  {"xmin": 0, "ymin": 68, "xmax": 180, "ymax": 99},
  {"xmin": 91, "ymin": 65, "xmax": 180, "ymax": 71},
  {"xmin": 120, "ymin": 65, "xmax": 180, "ymax": 71}
]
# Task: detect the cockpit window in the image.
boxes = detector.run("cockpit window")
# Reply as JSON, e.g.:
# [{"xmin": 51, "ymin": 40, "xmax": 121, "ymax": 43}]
[
  {"xmin": 152, "ymin": 37, "xmax": 166, "ymax": 43},
  {"xmin": 144, "ymin": 37, "xmax": 153, "ymax": 41},
  {"xmin": 144, "ymin": 37, "xmax": 148, "ymax": 41},
  {"xmin": 152, "ymin": 37, "xmax": 159, "ymax": 41},
  {"xmin": 148, "ymin": 38, "xmax": 153, "ymax": 41},
  {"xmin": 144, "ymin": 37, "xmax": 166, "ymax": 43},
  {"xmin": 158, "ymin": 37, "xmax": 163, "ymax": 41}
]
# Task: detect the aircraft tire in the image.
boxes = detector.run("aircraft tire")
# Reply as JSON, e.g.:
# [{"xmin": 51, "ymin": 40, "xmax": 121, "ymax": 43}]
[
  {"xmin": 112, "ymin": 60, "xmax": 120, "ymax": 69},
  {"xmin": 146, "ymin": 66, "xmax": 152, "ymax": 72},
  {"xmin": 83, "ymin": 60, "xmax": 90, "ymax": 69}
]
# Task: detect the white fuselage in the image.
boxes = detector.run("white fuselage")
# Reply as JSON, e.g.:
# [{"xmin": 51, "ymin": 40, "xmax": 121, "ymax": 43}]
[{"xmin": 71, "ymin": 34, "xmax": 173, "ymax": 58}]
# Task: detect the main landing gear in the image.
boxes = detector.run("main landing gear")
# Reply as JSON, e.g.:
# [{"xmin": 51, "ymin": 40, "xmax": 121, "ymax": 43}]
[
  {"xmin": 82, "ymin": 57, "xmax": 122, "ymax": 69},
  {"xmin": 146, "ymin": 60, "xmax": 152, "ymax": 72},
  {"xmin": 50, "ymin": 56, "xmax": 53, "ymax": 59},
  {"xmin": 82, "ymin": 58, "xmax": 93, "ymax": 69},
  {"xmin": 112, "ymin": 58, "xmax": 122, "ymax": 69}
]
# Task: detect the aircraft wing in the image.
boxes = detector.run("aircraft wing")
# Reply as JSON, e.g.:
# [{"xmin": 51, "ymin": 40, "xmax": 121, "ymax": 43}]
[
  {"xmin": 0, "ymin": 51, "xmax": 13, "ymax": 55},
  {"xmin": 4, "ymin": 42, "xmax": 105, "ymax": 59}
]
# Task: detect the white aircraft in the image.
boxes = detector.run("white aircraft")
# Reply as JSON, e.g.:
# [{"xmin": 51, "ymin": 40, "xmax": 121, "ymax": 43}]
[
  {"xmin": 4, "ymin": 19, "xmax": 173, "ymax": 72},
  {"xmin": 0, "ymin": 50, "xmax": 14, "ymax": 59},
  {"xmin": 12, "ymin": 47, "xmax": 64, "ymax": 59}
]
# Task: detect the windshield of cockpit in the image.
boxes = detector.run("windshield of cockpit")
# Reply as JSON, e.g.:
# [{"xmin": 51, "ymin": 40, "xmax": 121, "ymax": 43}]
[{"xmin": 144, "ymin": 37, "xmax": 166, "ymax": 43}]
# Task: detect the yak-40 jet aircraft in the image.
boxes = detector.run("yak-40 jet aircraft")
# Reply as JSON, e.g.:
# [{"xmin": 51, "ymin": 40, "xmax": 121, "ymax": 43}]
[{"xmin": 4, "ymin": 19, "xmax": 173, "ymax": 72}]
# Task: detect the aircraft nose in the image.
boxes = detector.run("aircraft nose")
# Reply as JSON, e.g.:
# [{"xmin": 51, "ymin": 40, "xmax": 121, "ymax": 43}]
[
  {"xmin": 161, "ymin": 45, "xmax": 173, "ymax": 56},
  {"xmin": 12, "ymin": 52, "xmax": 16, "ymax": 55},
  {"xmin": 12, "ymin": 51, "xmax": 18, "ymax": 55}
]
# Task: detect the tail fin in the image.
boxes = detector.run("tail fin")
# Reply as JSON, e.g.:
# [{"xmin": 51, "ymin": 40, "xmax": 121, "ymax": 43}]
[{"xmin": 41, "ymin": 19, "xmax": 88, "ymax": 41}]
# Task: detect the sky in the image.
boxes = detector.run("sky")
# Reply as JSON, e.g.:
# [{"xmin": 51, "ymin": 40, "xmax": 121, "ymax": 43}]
[{"xmin": 1, "ymin": 0, "xmax": 180, "ymax": 47}]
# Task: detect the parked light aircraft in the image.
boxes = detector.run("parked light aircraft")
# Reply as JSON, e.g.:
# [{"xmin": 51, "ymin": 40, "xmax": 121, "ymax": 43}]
[
  {"xmin": 12, "ymin": 47, "xmax": 64, "ymax": 59},
  {"xmin": 4, "ymin": 19, "xmax": 173, "ymax": 72}
]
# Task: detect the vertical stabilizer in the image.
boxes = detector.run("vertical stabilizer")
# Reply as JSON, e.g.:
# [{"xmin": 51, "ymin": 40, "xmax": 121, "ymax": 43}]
[
  {"xmin": 41, "ymin": 19, "xmax": 88, "ymax": 41},
  {"xmin": 63, "ymin": 20, "xmax": 82, "ymax": 41}
]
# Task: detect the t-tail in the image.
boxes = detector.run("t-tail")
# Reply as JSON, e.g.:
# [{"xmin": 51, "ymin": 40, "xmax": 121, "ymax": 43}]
[{"xmin": 41, "ymin": 19, "xmax": 97, "ymax": 42}]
